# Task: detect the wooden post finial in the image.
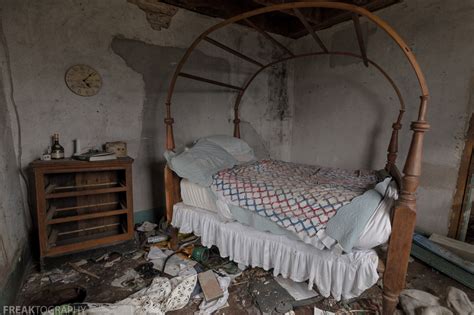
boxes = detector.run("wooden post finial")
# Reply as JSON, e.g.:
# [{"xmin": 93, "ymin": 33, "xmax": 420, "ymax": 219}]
[
  {"xmin": 233, "ymin": 107, "xmax": 241, "ymax": 138},
  {"xmin": 385, "ymin": 110, "xmax": 404, "ymax": 172}
]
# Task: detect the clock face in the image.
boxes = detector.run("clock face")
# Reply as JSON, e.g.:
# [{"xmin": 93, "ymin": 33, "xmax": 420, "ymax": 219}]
[{"xmin": 65, "ymin": 64, "xmax": 102, "ymax": 96}]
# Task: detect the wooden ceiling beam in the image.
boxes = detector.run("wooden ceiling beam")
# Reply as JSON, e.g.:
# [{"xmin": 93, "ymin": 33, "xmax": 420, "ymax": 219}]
[
  {"xmin": 204, "ymin": 37, "xmax": 264, "ymax": 67},
  {"xmin": 178, "ymin": 72, "xmax": 243, "ymax": 91},
  {"xmin": 292, "ymin": 8, "xmax": 328, "ymax": 53},
  {"xmin": 290, "ymin": 0, "xmax": 402, "ymax": 38},
  {"xmin": 244, "ymin": 18, "xmax": 295, "ymax": 57},
  {"xmin": 352, "ymin": 13, "xmax": 369, "ymax": 66},
  {"xmin": 159, "ymin": 0, "xmax": 402, "ymax": 39}
]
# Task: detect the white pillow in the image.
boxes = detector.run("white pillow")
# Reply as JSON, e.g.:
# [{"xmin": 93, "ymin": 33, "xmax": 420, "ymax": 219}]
[
  {"xmin": 164, "ymin": 139, "xmax": 237, "ymax": 186},
  {"xmin": 202, "ymin": 135, "xmax": 256, "ymax": 163}
]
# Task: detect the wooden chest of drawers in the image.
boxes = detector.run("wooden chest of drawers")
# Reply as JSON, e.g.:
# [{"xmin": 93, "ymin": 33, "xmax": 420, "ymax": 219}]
[{"xmin": 30, "ymin": 158, "xmax": 134, "ymax": 262}]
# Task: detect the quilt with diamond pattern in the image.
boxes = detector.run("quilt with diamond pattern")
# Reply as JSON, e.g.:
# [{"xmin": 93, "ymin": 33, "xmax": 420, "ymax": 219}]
[{"xmin": 211, "ymin": 159, "xmax": 380, "ymax": 238}]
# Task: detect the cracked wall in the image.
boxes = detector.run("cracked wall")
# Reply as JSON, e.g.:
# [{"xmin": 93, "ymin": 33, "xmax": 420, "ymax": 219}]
[
  {"xmin": 291, "ymin": 0, "xmax": 474, "ymax": 235},
  {"xmin": 0, "ymin": 19, "xmax": 29, "ymax": 304},
  {"xmin": 0, "ymin": 0, "xmax": 293, "ymax": 221}
]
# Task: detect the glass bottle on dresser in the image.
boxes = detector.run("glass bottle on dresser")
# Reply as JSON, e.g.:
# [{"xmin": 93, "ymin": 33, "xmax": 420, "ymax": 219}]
[{"xmin": 51, "ymin": 133, "xmax": 65, "ymax": 159}]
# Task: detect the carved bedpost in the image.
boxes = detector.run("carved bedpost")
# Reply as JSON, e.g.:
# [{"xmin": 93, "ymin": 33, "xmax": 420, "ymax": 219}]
[
  {"xmin": 164, "ymin": 101, "xmax": 180, "ymax": 249},
  {"xmin": 383, "ymin": 96, "xmax": 429, "ymax": 314},
  {"xmin": 233, "ymin": 117, "xmax": 241, "ymax": 138},
  {"xmin": 233, "ymin": 99, "xmax": 241, "ymax": 138},
  {"xmin": 165, "ymin": 102, "xmax": 175, "ymax": 151},
  {"xmin": 385, "ymin": 110, "xmax": 404, "ymax": 172}
]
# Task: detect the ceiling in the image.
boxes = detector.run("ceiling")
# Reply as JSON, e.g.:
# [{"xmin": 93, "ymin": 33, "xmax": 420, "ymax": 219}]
[{"xmin": 159, "ymin": 0, "xmax": 401, "ymax": 39}]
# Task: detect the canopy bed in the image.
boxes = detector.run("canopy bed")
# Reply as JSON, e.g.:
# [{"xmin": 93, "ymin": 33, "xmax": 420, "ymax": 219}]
[{"xmin": 162, "ymin": 2, "xmax": 429, "ymax": 314}]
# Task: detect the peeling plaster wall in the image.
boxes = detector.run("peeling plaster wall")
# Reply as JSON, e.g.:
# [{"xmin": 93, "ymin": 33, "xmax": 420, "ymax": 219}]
[
  {"xmin": 290, "ymin": 0, "xmax": 474, "ymax": 235},
  {"xmin": 0, "ymin": 25, "xmax": 29, "ymax": 300},
  {"xmin": 0, "ymin": 0, "xmax": 293, "ymax": 221}
]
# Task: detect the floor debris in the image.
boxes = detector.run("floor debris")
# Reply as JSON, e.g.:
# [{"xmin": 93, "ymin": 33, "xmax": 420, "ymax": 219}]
[
  {"xmin": 48, "ymin": 268, "xmax": 80, "ymax": 284},
  {"xmin": 111, "ymin": 268, "xmax": 144, "ymax": 290},
  {"xmin": 198, "ymin": 273, "xmax": 230, "ymax": 315},
  {"xmin": 400, "ymin": 287, "xmax": 474, "ymax": 315},
  {"xmin": 104, "ymin": 253, "xmax": 122, "ymax": 268},
  {"xmin": 84, "ymin": 275, "xmax": 197, "ymax": 314},
  {"xmin": 136, "ymin": 221, "xmax": 158, "ymax": 232},
  {"xmin": 72, "ymin": 259, "xmax": 88, "ymax": 267},
  {"xmin": 314, "ymin": 306, "xmax": 335, "ymax": 315},
  {"xmin": 198, "ymin": 270, "xmax": 224, "ymax": 302},
  {"xmin": 68, "ymin": 262, "xmax": 100, "ymax": 280},
  {"xmin": 147, "ymin": 247, "xmax": 197, "ymax": 277},
  {"xmin": 14, "ymin": 224, "xmax": 474, "ymax": 315},
  {"xmin": 275, "ymin": 276, "xmax": 319, "ymax": 301}
]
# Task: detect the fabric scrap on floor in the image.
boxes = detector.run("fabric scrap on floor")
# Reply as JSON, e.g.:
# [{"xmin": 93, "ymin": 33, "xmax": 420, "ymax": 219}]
[
  {"xmin": 81, "ymin": 275, "xmax": 198, "ymax": 315},
  {"xmin": 400, "ymin": 287, "xmax": 474, "ymax": 315},
  {"xmin": 446, "ymin": 286, "xmax": 474, "ymax": 315},
  {"xmin": 400, "ymin": 289, "xmax": 442, "ymax": 315}
]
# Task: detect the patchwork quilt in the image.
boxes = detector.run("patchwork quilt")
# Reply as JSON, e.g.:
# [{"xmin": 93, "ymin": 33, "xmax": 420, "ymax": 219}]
[{"xmin": 211, "ymin": 159, "xmax": 380, "ymax": 238}]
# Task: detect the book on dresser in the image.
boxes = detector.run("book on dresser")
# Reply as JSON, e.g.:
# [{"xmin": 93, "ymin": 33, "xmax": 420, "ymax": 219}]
[
  {"xmin": 73, "ymin": 150, "xmax": 117, "ymax": 161},
  {"xmin": 30, "ymin": 157, "xmax": 134, "ymax": 267}
]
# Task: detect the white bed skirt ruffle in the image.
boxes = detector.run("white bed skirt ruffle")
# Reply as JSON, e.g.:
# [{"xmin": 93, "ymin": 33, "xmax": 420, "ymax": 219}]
[{"xmin": 171, "ymin": 203, "xmax": 379, "ymax": 301}]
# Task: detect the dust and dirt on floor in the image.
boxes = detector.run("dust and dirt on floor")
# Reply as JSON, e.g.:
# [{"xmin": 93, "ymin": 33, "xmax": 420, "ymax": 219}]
[{"xmin": 14, "ymin": 224, "xmax": 474, "ymax": 315}]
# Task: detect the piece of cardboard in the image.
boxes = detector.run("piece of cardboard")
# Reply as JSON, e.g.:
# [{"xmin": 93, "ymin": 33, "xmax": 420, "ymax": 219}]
[{"xmin": 198, "ymin": 270, "xmax": 223, "ymax": 302}]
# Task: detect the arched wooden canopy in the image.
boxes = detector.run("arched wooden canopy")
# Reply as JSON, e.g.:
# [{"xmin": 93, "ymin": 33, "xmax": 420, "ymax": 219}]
[{"xmin": 163, "ymin": 3, "xmax": 430, "ymax": 314}]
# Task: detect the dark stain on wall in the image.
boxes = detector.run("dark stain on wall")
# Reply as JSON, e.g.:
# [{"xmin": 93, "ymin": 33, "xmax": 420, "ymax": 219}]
[
  {"xmin": 266, "ymin": 64, "xmax": 290, "ymax": 122},
  {"xmin": 111, "ymin": 37, "xmax": 232, "ymax": 214}
]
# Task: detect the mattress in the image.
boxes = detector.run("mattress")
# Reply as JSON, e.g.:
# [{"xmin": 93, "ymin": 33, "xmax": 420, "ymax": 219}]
[
  {"xmin": 180, "ymin": 179, "xmax": 392, "ymax": 251},
  {"xmin": 180, "ymin": 179, "xmax": 219, "ymax": 212},
  {"xmin": 171, "ymin": 203, "xmax": 379, "ymax": 301}
]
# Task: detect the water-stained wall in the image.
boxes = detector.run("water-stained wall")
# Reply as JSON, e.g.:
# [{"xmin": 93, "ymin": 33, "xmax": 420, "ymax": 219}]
[
  {"xmin": 290, "ymin": 0, "xmax": 474, "ymax": 235},
  {"xmin": 0, "ymin": 0, "xmax": 293, "ymax": 219}
]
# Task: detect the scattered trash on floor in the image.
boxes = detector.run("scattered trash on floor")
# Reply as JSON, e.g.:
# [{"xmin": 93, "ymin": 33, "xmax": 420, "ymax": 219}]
[
  {"xmin": 275, "ymin": 276, "xmax": 318, "ymax": 301},
  {"xmin": 447, "ymin": 286, "xmax": 474, "ymax": 314},
  {"xmin": 83, "ymin": 275, "xmax": 198, "ymax": 314},
  {"xmin": 400, "ymin": 287, "xmax": 474, "ymax": 315},
  {"xmin": 47, "ymin": 268, "xmax": 80, "ymax": 284},
  {"xmin": 104, "ymin": 252, "xmax": 122, "ymax": 268},
  {"xmin": 14, "ymin": 221, "xmax": 474, "ymax": 315},
  {"xmin": 147, "ymin": 234, "xmax": 169, "ymax": 244},
  {"xmin": 29, "ymin": 286, "xmax": 87, "ymax": 309},
  {"xmin": 314, "ymin": 307, "xmax": 335, "ymax": 315},
  {"xmin": 147, "ymin": 247, "xmax": 197, "ymax": 277},
  {"xmin": 68, "ymin": 262, "xmax": 100, "ymax": 280},
  {"xmin": 198, "ymin": 272, "xmax": 231, "ymax": 315},
  {"xmin": 198, "ymin": 270, "xmax": 224, "ymax": 302},
  {"xmin": 111, "ymin": 268, "xmax": 144, "ymax": 290},
  {"xmin": 134, "ymin": 262, "xmax": 160, "ymax": 280},
  {"xmin": 136, "ymin": 221, "xmax": 158, "ymax": 232},
  {"xmin": 249, "ymin": 275, "xmax": 294, "ymax": 313},
  {"xmin": 72, "ymin": 259, "xmax": 88, "ymax": 267}
]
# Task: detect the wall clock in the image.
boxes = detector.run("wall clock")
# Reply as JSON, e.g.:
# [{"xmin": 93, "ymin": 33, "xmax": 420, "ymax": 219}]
[{"xmin": 65, "ymin": 64, "xmax": 102, "ymax": 97}]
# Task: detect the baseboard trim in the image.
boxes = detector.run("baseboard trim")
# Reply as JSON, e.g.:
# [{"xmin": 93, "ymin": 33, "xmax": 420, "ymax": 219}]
[{"xmin": 134, "ymin": 208, "xmax": 162, "ymax": 224}]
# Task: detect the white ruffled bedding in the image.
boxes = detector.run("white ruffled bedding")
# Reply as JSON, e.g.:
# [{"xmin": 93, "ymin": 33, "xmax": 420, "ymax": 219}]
[{"xmin": 172, "ymin": 203, "xmax": 380, "ymax": 301}]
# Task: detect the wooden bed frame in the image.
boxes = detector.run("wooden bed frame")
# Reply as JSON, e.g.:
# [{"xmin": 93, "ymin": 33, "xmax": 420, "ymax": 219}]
[{"xmin": 162, "ymin": 3, "xmax": 429, "ymax": 314}]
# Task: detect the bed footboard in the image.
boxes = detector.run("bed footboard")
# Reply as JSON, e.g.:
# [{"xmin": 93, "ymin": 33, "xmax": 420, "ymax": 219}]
[{"xmin": 164, "ymin": 165, "xmax": 181, "ymax": 249}]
